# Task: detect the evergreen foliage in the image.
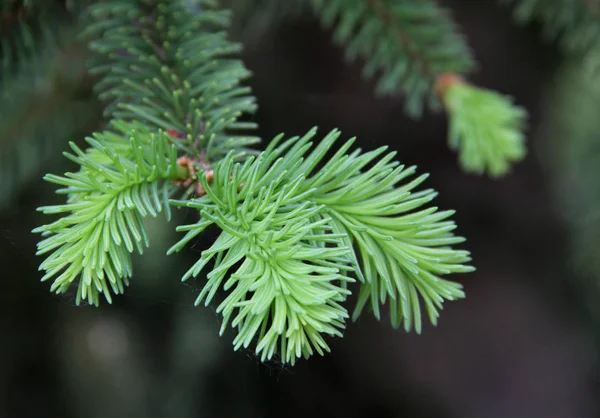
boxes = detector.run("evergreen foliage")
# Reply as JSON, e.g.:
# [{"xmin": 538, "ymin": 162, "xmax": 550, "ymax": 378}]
[
  {"xmin": 34, "ymin": 0, "xmax": 260, "ymax": 305},
  {"xmin": 0, "ymin": 15, "xmax": 94, "ymax": 209},
  {"xmin": 81, "ymin": 0, "xmax": 260, "ymax": 160},
  {"xmin": 311, "ymin": 0, "xmax": 475, "ymax": 118},
  {"xmin": 33, "ymin": 125, "xmax": 184, "ymax": 306},
  {"xmin": 20, "ymin": 0, "xmax": 492, "ymax": 363},
  {"xmin": 502, "ymin": 0, "xmax": 600, "ymax": 73},
  {"xmin": 438, "ymin": 75, "xmax": 527, "ymax": 177},
  {"xmin": 168, "ymin": 128, "xmax": 473, "ymax": 363},
  {"xmin": 311, "ymin": 0, "xmax": 527, "ymax": 177},
  {"xmin": 539, "ymin": 63, "xmax": 600, "ymax": 313}
]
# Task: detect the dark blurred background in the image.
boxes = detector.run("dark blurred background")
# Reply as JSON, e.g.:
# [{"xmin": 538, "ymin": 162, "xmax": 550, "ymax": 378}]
[{"xmin": 2, "ymin": 1, "xmax": 600, "ymax": 417}]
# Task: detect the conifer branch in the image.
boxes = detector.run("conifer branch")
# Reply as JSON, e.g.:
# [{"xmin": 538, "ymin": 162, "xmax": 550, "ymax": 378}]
[
  {"xmin": 33, "ymin": 127, "xmax": 184, "ymax": 305},
  {"xmin": 435, "ymin": 74, "xmax": 527, "ymax": 177},
  {"xmin": 31, "ymin": 0, "xmax": 475, "ymax": 363},
  {"xmin": 311, "ymin": 0, "xmax": 527, "ymax": 177},
  {"xmin": 502, "ymin": 0, "xmax": 600, "ymax": 73},
  {"xmin": 82, "ymin": 0, "xmax": 259, "ymax": 161},
  {"xmin": 311, "ymin": 0, "xmax": 475, "ymax": 117},
  {"xmin": 0, "ymin": 16, "xmax": 96, "ymax": 209},
  {"xmin": 169, "ymin": 128, "xmax": 474, "ymax": 362},
  {"xmin": 503, "ymin": 0, "xmax": 600, "ymax": 51},
  {"xmin": 34, "ymin": 0, "xmax": 259, "ymax": 303}
]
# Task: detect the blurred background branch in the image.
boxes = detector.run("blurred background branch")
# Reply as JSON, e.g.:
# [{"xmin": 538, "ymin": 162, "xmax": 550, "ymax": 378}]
[{"xmin": 0, "ymin": 0, "xmax": 101, "ymax": 210}]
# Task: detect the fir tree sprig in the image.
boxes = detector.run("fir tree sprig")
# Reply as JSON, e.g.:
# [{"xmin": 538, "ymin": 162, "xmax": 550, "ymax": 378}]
[
  {"xmin": 311, "ymin": 0, "xmax": 528, "ymax": 177},
  {"xmin": 81, "ymin": 0, "xmax": 259, "ymax": 161},
  {"xmin": 311, "ymin": 0, "xmax": 475, "ymax": 117},
  {"xmin": 31, "ymin": 0, "xmax": 475, "ymax": 363},
  {"xmin": 34, "ymin": 0, "xmax": 259, "ymax": 303},
  {"xmin": 436, "ymin": 74, "xmax": 527, "ymax": 177},
  {"xmin": 502, "ymin": 0, "xmax": 600, "ymax": 74},
  {"xmin": 168, "ymin": 128, "xmax": 474, "ymax": 362},
  {"xmin": 169, "ymin": 149, "xmax": 353, "ymax": 364},
  {"xmin": 33, "ymin": 125, "xmax": 186, "ymax": 305}
]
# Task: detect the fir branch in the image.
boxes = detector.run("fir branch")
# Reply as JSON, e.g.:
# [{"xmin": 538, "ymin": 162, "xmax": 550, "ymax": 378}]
[
  {"xmin": 502, "ymin": 0, "xmax": 600, "ymax": 73},
  {"xmin": 436, "ymin": 74, "xmax": 527, "ymax": 177},
  {"xmin": 311, "ymin": 0, "xmax": 475, "ymax": 117},
  {"xmin": 33, "ymin": 126, "xmax": 185, "ymax": 306},
  {"xmin": 539, "ymin": 63, "xmax": 600, "ymax": 293},
  {"xmin": 169, "ymin": 128, "xmax": 474, "ymax": 362},
  {"xmin": 82, "ymin": 0, "xmax": 259, "ymax": 161},
  {"xmin": 30, "ymin": 0, "xmax": 476, "ymax": 364},
  {"xmin": 0, "ymin": 17, "xmax": 96, "ymax": 210},
  {"xmin": 312, "ymin": 0, "xmax": 529, "ymax": 177},
  {"xmin": 169, "ymin": 158, "xmax": 353, "ymax": 364},
  {"xmin": 34, "ymin": 0, "xmax": 261, "ymax": 303}
]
